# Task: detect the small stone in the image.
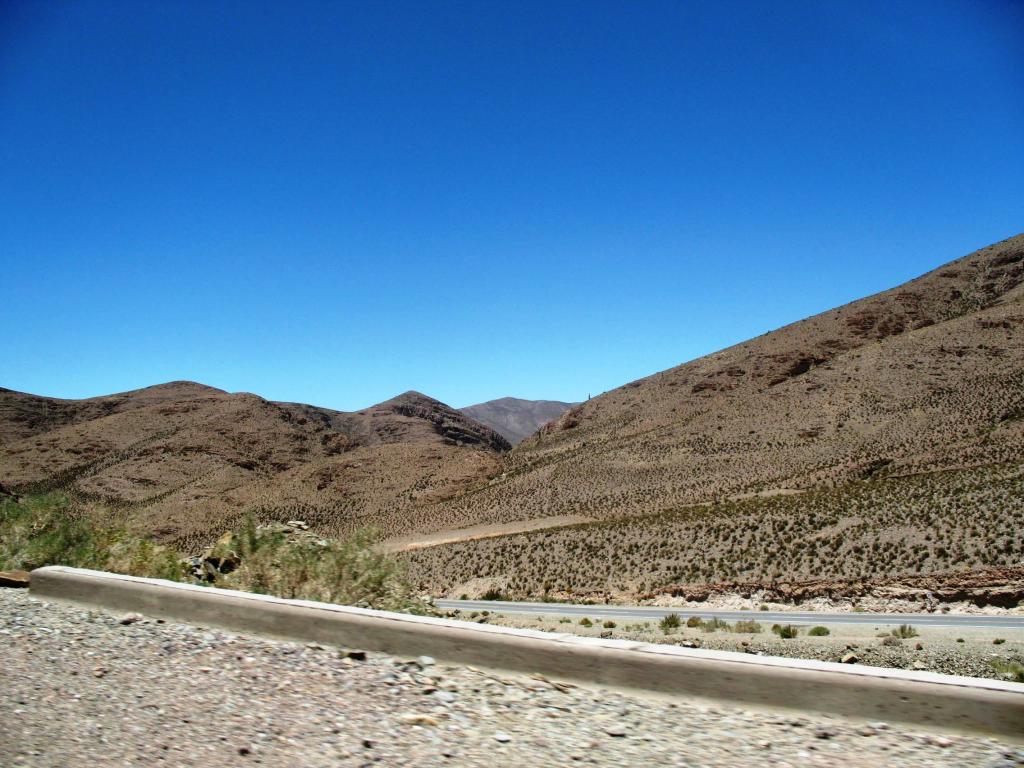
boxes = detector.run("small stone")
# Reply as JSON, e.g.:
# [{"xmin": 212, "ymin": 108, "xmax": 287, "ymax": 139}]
[
  {"xmin": 815, "ymin": 728, "xmax": 836, "ymax": 740},
  {"xmin": 362, "ymin": 739, "xmax": 377, "ymax": 749},
  {"xmin": 928, "ymin": 736, "xmax": 954, "ymax": 748},
  {"xmin": 344, "ymin": 650, "xmax": 367, "ymax": 661},
  {"xmin": 914, "ymin": 643, "xmax": 923, "ymax": 651},
  {"xmin": 238, "ymin": 746, "xmax": 251, "ymax": 756},
  {"xmin": 0, "ymin": 570, "xmax": 30, "ymax": 588},
  {"xmin": 910, "ymin": 660, "xmax": 928, "ymax": 671},
  {"xmin": 435, "ymin": 691, "xmax": 457, "ymax": 704},
  {"xmin": 401, "ymin": 714, "xmax": 439, "ymax": 727},
  {"xmin": 840, "ymin": 653, "xmax": 859, "ymax": 664},
  {"xmin": 418, "ymin": 656, "xmax": 436, "ymax": 667},
  {"xmin": 605, "ymin": 726, "xmax": 627, "ymax": 737},
  {"xmin": 92, "ymin": 667, "xmax": 108, "ymax": 678},
  {"xmin": 494, "ymin": 731, "xmax": 511, "ymax": 743},
  {"xmin": 119, "ymin": 613, "xmax": 144, "ymax": 625}
]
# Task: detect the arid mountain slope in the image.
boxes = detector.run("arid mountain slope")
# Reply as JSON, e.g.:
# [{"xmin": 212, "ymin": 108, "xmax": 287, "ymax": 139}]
[
  {"xmin": 401, "ymin": 234, "xmax": 1024, "ymax": 598},
  {"xmin": 460, "ymin": 397, "xmax": 577, "ymax": 444},
  {"xmin": 0, "ymin": 385, "xmax": 508, "ymax": 549},
  {"xmin": 414, "ymin": 234, "xmax": 1024, "ymax": 529}
]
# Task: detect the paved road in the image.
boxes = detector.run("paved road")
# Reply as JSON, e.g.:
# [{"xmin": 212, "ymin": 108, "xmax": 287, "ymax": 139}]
[{"xmin": 436, "ymin": 599, "xmax": 1024, "ymax": 629}]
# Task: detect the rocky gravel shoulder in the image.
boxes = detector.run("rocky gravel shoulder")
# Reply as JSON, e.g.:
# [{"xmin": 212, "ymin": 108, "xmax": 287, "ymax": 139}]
[{"xmin": 2, "ymin": 589, "xmax": 1022, "ymax": 768}]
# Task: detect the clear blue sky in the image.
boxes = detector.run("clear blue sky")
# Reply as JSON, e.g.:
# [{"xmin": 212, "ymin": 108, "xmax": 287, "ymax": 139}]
[{"xmin": 2, "ymin": 1, "xmax": 1022, "ymax": 410}]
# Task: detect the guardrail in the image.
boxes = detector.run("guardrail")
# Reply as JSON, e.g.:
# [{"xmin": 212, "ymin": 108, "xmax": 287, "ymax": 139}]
[{"xmin": 29, "ymin": 566, "xmax": 1024, "ymax": 738}]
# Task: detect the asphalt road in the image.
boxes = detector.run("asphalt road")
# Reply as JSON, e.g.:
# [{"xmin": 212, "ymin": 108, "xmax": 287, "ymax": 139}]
[{"xmin": 435, "ymin": 599, "xmax": 1024, "ymax": 629}]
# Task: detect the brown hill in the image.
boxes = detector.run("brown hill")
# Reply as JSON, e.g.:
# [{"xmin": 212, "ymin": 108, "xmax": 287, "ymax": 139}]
[
  {"xmin": 459, "ymin": 397, "xmax": 577, "ymax": 444},
  {"xmin": 0, "ymin": 384, "xmax": 509, "ymax": 549},
  {"xmin": 401, "ymin": 234, "xmax": 1024, "ymax": 598}
]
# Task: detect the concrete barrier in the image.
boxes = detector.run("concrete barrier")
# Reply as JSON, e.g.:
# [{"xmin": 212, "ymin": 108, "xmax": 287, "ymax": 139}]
[{"xmin": 30, "ymin": 566, "xmax": 1024, "ymax": 738}]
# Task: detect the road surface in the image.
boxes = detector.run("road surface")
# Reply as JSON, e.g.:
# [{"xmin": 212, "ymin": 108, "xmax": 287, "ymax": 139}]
[{"xmin": 436, "ymin": 598, "xmax": 1024, "ymax": 629}]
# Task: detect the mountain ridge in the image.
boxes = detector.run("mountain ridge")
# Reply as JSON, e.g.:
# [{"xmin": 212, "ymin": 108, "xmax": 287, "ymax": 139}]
[{"xmin": 0, "ymin": 383, "xmax": 509, "ymax": 549}]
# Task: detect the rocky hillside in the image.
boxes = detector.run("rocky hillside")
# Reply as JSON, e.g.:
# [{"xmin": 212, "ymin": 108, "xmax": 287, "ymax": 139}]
[
  {"xmin": 460, "ymin": 397, "xmax": 577, "ymax": 444},
  {"xmin": 400, "ymin": 234, "xmax": 1024, "ymax": 597},
  {"xmin": 0, "ymin": 384, "xmax": 508, "ymax": 549},
  {"xmin": 429, "ymin": 233, "xmax": 1024, "ymax": 527}
]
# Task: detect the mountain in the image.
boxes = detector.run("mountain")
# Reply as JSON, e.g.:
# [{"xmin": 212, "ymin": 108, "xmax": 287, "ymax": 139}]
[
  {"xmin": 0, "ymin": 384, "xmax": 509, "ymax": 550},
  {"xmin": 4, "ymin": 234, "xmax": 1023, "ymax": 598},
  {"xmin": 460, "ymin": 397, "xmax": 577, "ymax": 445},
  {"xmin": 400, "ymin": 233, "xmax": 1024, "ymax": 598}
]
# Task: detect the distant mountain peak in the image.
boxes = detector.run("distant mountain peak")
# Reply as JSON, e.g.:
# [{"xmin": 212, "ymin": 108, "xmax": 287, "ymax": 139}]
[{"xmin": 460, "ymin": 397, "xmax": 578, "ymax": 445}]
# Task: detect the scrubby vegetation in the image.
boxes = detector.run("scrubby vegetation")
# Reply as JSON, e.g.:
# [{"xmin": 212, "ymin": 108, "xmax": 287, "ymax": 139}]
[
  {"xmin": 733, "ymin": 619, "xmax": 763, "ymax": 633},
  {"xmin": 891, "ymin": 624, "xmax": 920, "ymax": 639},
  {"xmin": 0, "ymin": 493, "xmax": 184, "ymax": 580},
  {"xmin": 402, "ymin": 463, "xmax": 1024, "ymax": 598},
  {"xmin": 0, "ymin": 494, "xmax": 422, "ymax": 612},
  {"xmin": 659, "ymin": 613, "xmax": 681, "ymax": 633},
  {"xmin": 772, "ymin": 624, "xmax": 799, "ymax": 639},
  {"xmin": 990, "ymin": 659, "xmax": 1024, "ymax": 682}
]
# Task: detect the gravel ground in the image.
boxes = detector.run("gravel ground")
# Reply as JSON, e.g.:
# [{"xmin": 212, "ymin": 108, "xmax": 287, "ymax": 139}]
[{"xmin": 2, "ymin": 589, "xmax": 1022, "ymax": 768}]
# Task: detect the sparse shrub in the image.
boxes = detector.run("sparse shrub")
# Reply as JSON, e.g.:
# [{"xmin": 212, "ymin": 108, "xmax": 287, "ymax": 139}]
[
  {"xmin": 559, "ymin": 617, "xmax": 571, "ymax": 624},
  {"xmin": 759, "ymin": 605, "xmax": 769, "ymax": 611},
  {"xmin": 993, "ymin": 638, "xmax": 1006, "ymax": 645},
  {"xmin": 660, "ymin": 613, "xmax": 682, "ymax": 633},
  {"xmin": 602, "ymin": 620, "xmax": 617, "ymax": 629},
  {"xmin": 480, "ymin": 587, "xmax": 505, "ymax": 601},
  {"xmin": 733, "ymin": 620, "xmax": 763, "ymax": 634},
  {"xmin": 579, "ymin": 617, "xmax": 593, "ymax": 627},
  {"xmin": 989, "ymin": 659, "xmax": 1024, "ymax": 682},
  {"xmin": 891, "ymin": 624, "xmax": 919, "ymax": 639},
  {"xmin": 772, "ymin": 624, "xmax": 799, "ymax": 639},
  {"xmin": 702, "ymin": 617, "xmax": 730, "ymax": 633},
  {"xmin": 881, "ymin": 636, "xmax": 902, "ymax": 647},
  {"xmin": 808, "ymin": 626, "xmax": 830, "ymax": 636},
  {"xmin": 685, "ymin": 616, "xmax": 703, "ymax": 628}
]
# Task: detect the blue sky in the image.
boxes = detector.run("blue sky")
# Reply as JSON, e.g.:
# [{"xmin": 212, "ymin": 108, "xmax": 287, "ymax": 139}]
[{"xmin": 2, "ymin": 1, "xmax": 1022, "ymax": 410}]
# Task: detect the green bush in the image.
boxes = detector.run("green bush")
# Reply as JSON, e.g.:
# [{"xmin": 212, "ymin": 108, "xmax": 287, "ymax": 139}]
[
  {"xmin": 579, "ymin": 617, "xmax": 593, "ymax": 627},
  {"xmin": 212, "ymin": 519, "xmax": 423, "ymax": 612},
  {"xmin": 1, "ymin": 495, "xmax": 423, "ymax": 614},
  {"xmin": 602, "ymin": 620, "xmax": 617, "ymax": 629},
  {"xmin": 0, "ymin": 493, "xmax": 184, "ymax": 580},
  {"xmin": 685, "ymin": 615, "xmax": 703, "ymax": 628},
  {"xmin": 659, "ymin": 613, "xmax": 682, "ymax": 633},
  {"xmin": 808, "ymin": 626, "xmax": 830, "ymax": 636}
]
